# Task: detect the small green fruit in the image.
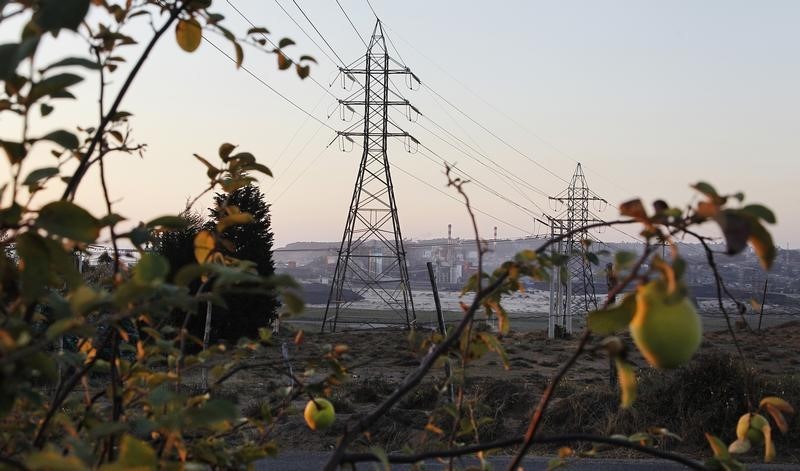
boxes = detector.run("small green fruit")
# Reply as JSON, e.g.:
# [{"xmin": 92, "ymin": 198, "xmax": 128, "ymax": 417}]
[
  {"xmin": 630, "ymin": 280, "xmax": 702, "ymax": 369},
  {"xmin": 747, "ymin": 427, "xmax": 764, "ymax": 445},
  {"xmin": 747, "ymin": 413, "xmax": 769, "ymax": 444},
  {"xmin": 304, "ymin": 398, "xmax": 335, "ymax": 431}
]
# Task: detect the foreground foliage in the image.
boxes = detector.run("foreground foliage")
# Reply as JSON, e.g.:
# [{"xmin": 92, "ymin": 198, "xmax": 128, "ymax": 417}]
[{"xmin": 0, "ymin": 1, "xmax": 792, "ymax": 470}]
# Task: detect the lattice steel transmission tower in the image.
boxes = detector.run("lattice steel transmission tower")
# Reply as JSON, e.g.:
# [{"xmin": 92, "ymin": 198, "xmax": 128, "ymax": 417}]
[
  {"xmin": 322, "ymin": 21, "xmax": 418, "ymax": 332},
  {"xmin": 547, "ymin": 163, "xmax": 607, "ymax": 338}
]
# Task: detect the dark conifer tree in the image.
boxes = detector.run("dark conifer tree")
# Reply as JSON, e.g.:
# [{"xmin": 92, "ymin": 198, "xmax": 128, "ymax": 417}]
[{"xmin": 206, "ymin": 184, "xmax": 279, "ymax": 342}]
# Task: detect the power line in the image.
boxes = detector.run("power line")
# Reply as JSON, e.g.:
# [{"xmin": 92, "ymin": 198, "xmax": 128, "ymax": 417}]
[
  {"xmin": 272, "ymin": 144, "xmax": 330, "ymax": 203},
  {"xmin": 391, "ymin": 162, "xmax": 533, "ymax": 235},
  {"xmin": 380, "ymin": 21, "xmax": 634, "ymax": 198},
  {"xmin": 269, "ymin": 0, "xmax": 341, "ymax": 67},
  {"xmin": 290, "ymin": 0, "xmax": 347, "ymax": 66},
  {"xmin": 364, "ymin": 0, "xmax": 379, "ymax": 19},
  {"xmin": 415, "ymin": 147, "xmax": 547, "ymax": 225},
  {"xmin": 202, "ymin": 36, "xmax": 336, "ymax": 133},
  {"xmin": 225, "ymin": 0, "xmax": 342, "ymax": 102},
  {"xmin": 335, "ymin": 0, "xmax": 368, "ymax": 47},
  {"xmin": 270, "ymin": 121, "xmax": 326, "ymax": 194},
  {"xmin": 382, "ymin": 79, "xmax": 551, "ymax": 211},
  {"xmin": 421, "ymin": 83, "xmax": 568, "ymax": 184}
]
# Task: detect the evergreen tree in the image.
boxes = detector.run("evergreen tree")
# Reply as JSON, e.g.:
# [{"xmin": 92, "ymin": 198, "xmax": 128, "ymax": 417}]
[
  {"xmin": 155, "ymin": 209, "xmax": 206, "ymax": 281},
  {"xmin": 154, "ymin": 210, "xmax": 203, "ymax": 341},
  {"xmin": 206, "ymin": 184, "xmax": 279, "ymax": 342}
]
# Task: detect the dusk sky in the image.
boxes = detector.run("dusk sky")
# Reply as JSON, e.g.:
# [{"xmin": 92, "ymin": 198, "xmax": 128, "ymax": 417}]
[{"xmin": 2, "ymin": 1, "xmax": 798, "ymax": 248}]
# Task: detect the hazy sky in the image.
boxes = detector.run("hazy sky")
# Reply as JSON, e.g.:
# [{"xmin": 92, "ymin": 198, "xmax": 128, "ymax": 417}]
[{"xmin": 2, "ymin": 1, "xmax": 798, "ymax": 248}]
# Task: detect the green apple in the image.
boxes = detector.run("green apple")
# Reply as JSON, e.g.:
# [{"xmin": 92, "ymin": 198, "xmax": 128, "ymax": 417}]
[
  {"xmin": 304, "ymin": 397, "xmax": 335, "ymax": 431},
  {"xmin": 630, "ymin": 280, "xmax": 702, "ymax": 369},
  {"xmin": 747, "ymin": 414, "xmax": 769, "ymax": 445}
]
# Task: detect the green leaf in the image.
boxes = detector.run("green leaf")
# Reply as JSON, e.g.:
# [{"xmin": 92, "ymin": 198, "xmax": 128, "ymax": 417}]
[
  {"xmin": 23, "ymin": 167, "xmax": 59, "ymax": 186},
  {"xmin": 280, "ymin": 288, "xmax": 304, "ymax": 314},
  {"xmin": 188, "ymin": 399, "xmax": 238, "ymax": 428},
  {"xmin": 693, "ymin": 182, "xmax": 719, "ymax": 200},
  {"xmin": 109, "ymin": 435, "xmax": 157, "ymax": 469},
  {"xmin": 0, "ymin": 139, "xmax": 26, "ymax": 164},
  {"xmin": 218, "ymin": 142, "xmax": 236, "ymax": 161},
  {"xmin": 717, "ymin": 209, "xmax": 750, "ymax": 256},
  {"xmin": 296, "ymin": 63, "xmax": 310, "ymax": 79},
  {"xmin": 0, "ymin": 38, "xmax": 40, "ymax": 80},
  {"xmin": 247, "ymin": 27, "xmax": 270, "ymax": 35},
  {"xmin": 27, "ymin": 73, "xmax": 84, "ymax": 105},
  {"xmin": 33, "ymin": 0, "xmax": 90, "ymax": 33},
  {"xmin": 39, "ymin": 129, "xmax": 79, "ymax": 149},
  {"xmin": 706, "ymin": 434, "xmax": 731, "ymax": 461},
  {"xmin": 99, "ymin": 213, "xmax": 125, "ymax": 226},
  {"xmin": 741, "ymin": 204, "xmax": 776, "ymax": 225},
  {"xmin": 0, "ymin": 43, "xmax": 21, "ymax": 80},
  {"xmin": 46, "ymin": 317, "xmax": 85, "ymax": 340},
  {"xmin": 278, "ymin": 37, "xmax": 295, "ymax": 48},
  {"xmin": 174, "ymin": 263, "xmax": 209, "ymax": 286},
  {"xmin": 614, "ymin": 251, "xmax": 637, "ymax": 269},
  {"xmin": 147, "ymin": 215, "xmax": 188, "ymax": 230},
  {"xmin": 134, "ymin": 253, "xmax": 170, "ymax": 284},
  {"xmin": 194, "ymin": 153, "xmax": 220, "ymax": 179},
  {"xmin": 587, "ymin": 293, "xmax": 636, "ymax": 335},
  {"xmin": 176, "ymin": 18, "xmax": 202, "ymax": 52},
  {"xmin": 0, "ymin": 202, "xmax": 22, "ymax": 226},
  {"xmin": 369, "ymin": 446, "xmax": 390, "ymax": 471},
  {"xmin": 68, "ymin": 285, "xmax": 106, "ymax": 316},
  {"xmin": 15, "ymin": 232, "xmax": 50, "ymax": 302},
  {"xmin": 25, "ymin": 446, "xmax": 86, "ymax": 471},
  {"xmin": 234, "ymin": 41, "xmax": 243, "ymax": 69},
  {"xmin": 27, "ymin": 351, "xmax": 58, "ymax": 382},
  {"xmin": 40, "ymin": 103, "xmax": 54, "ymax": 116},
  {"xmin": 478, "ymin": 332, "xmax": 510, "ymax": 369},
  {"xmin": 41, "ymin": 57, "xmax": 99, "ymax": 72},
  {"xmin": 36, "ymin": 201, "xmax": 101, "ymax": 242},
  {"xmin": 229, "ymin": 151, "xmax": 255, "ymax": 166}
]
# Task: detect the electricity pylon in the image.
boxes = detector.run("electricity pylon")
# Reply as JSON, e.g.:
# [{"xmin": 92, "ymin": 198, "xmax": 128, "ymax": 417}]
[
  {"xmin": 323, "ymin": 20, "xmax": 418, "ymax": 332},
  {"xmin": 547, "ymin": 163, "xmax": 606, "ymax": 338}
]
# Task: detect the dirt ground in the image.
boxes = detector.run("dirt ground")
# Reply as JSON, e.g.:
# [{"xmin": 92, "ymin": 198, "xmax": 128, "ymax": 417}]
[{"xmin": 220, "ymin": 315, "xmax": 800, "ymax": 464}]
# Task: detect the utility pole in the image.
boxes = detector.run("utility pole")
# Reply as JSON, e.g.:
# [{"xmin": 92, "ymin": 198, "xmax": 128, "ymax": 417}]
[
  {"xmin": 547, "ymin": 163, "xmax": 606, "ymax": 338},
  {"xmin": 323, "ymin": 20, "xmax": 418, "ymax": 332}
]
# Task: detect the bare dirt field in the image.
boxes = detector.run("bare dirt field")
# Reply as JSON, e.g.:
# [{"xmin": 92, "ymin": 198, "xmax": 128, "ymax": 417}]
[{"xmin": 219, "ymin": 311, "xmax": 800, "ymax": 465}]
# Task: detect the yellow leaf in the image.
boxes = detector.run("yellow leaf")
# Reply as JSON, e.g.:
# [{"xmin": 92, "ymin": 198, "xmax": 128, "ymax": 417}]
[
  {"xmin": 735, "ymin": 413, "xmax": 751, "ymax": 440},
  {"xmin": 425, "ymin": 422, "xmax": 444, "ymax": 436},
  {"xmin": 176, "ymin": 19, "xmax": 202, "ymax": 52},
  {"xmin": 760, "ymin": 396, "xmax": 795, "ymax": 415},
  {"xmin": 193, "ymin": 230, "xmax": 215, "ymax": 263},
  {"xmin": 615, "ymin": 358, "xmax": 637, "ymax": 408},
  {"xmin": 763, "ymin": 424, "xmax": 775, "ymax": 463},
  {"xmin": 216, "ymin": 212, "xmax": 253, "ymax": 233}
]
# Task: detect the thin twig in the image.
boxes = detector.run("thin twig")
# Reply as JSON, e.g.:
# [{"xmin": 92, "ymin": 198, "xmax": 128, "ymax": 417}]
[
  {"xmin": 61, "ymin": 3, "xmax": 185, "ymax": 200},
  {"xmin": 340, "ymin": 433, "xmax": 707, "ymax": 470}
]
